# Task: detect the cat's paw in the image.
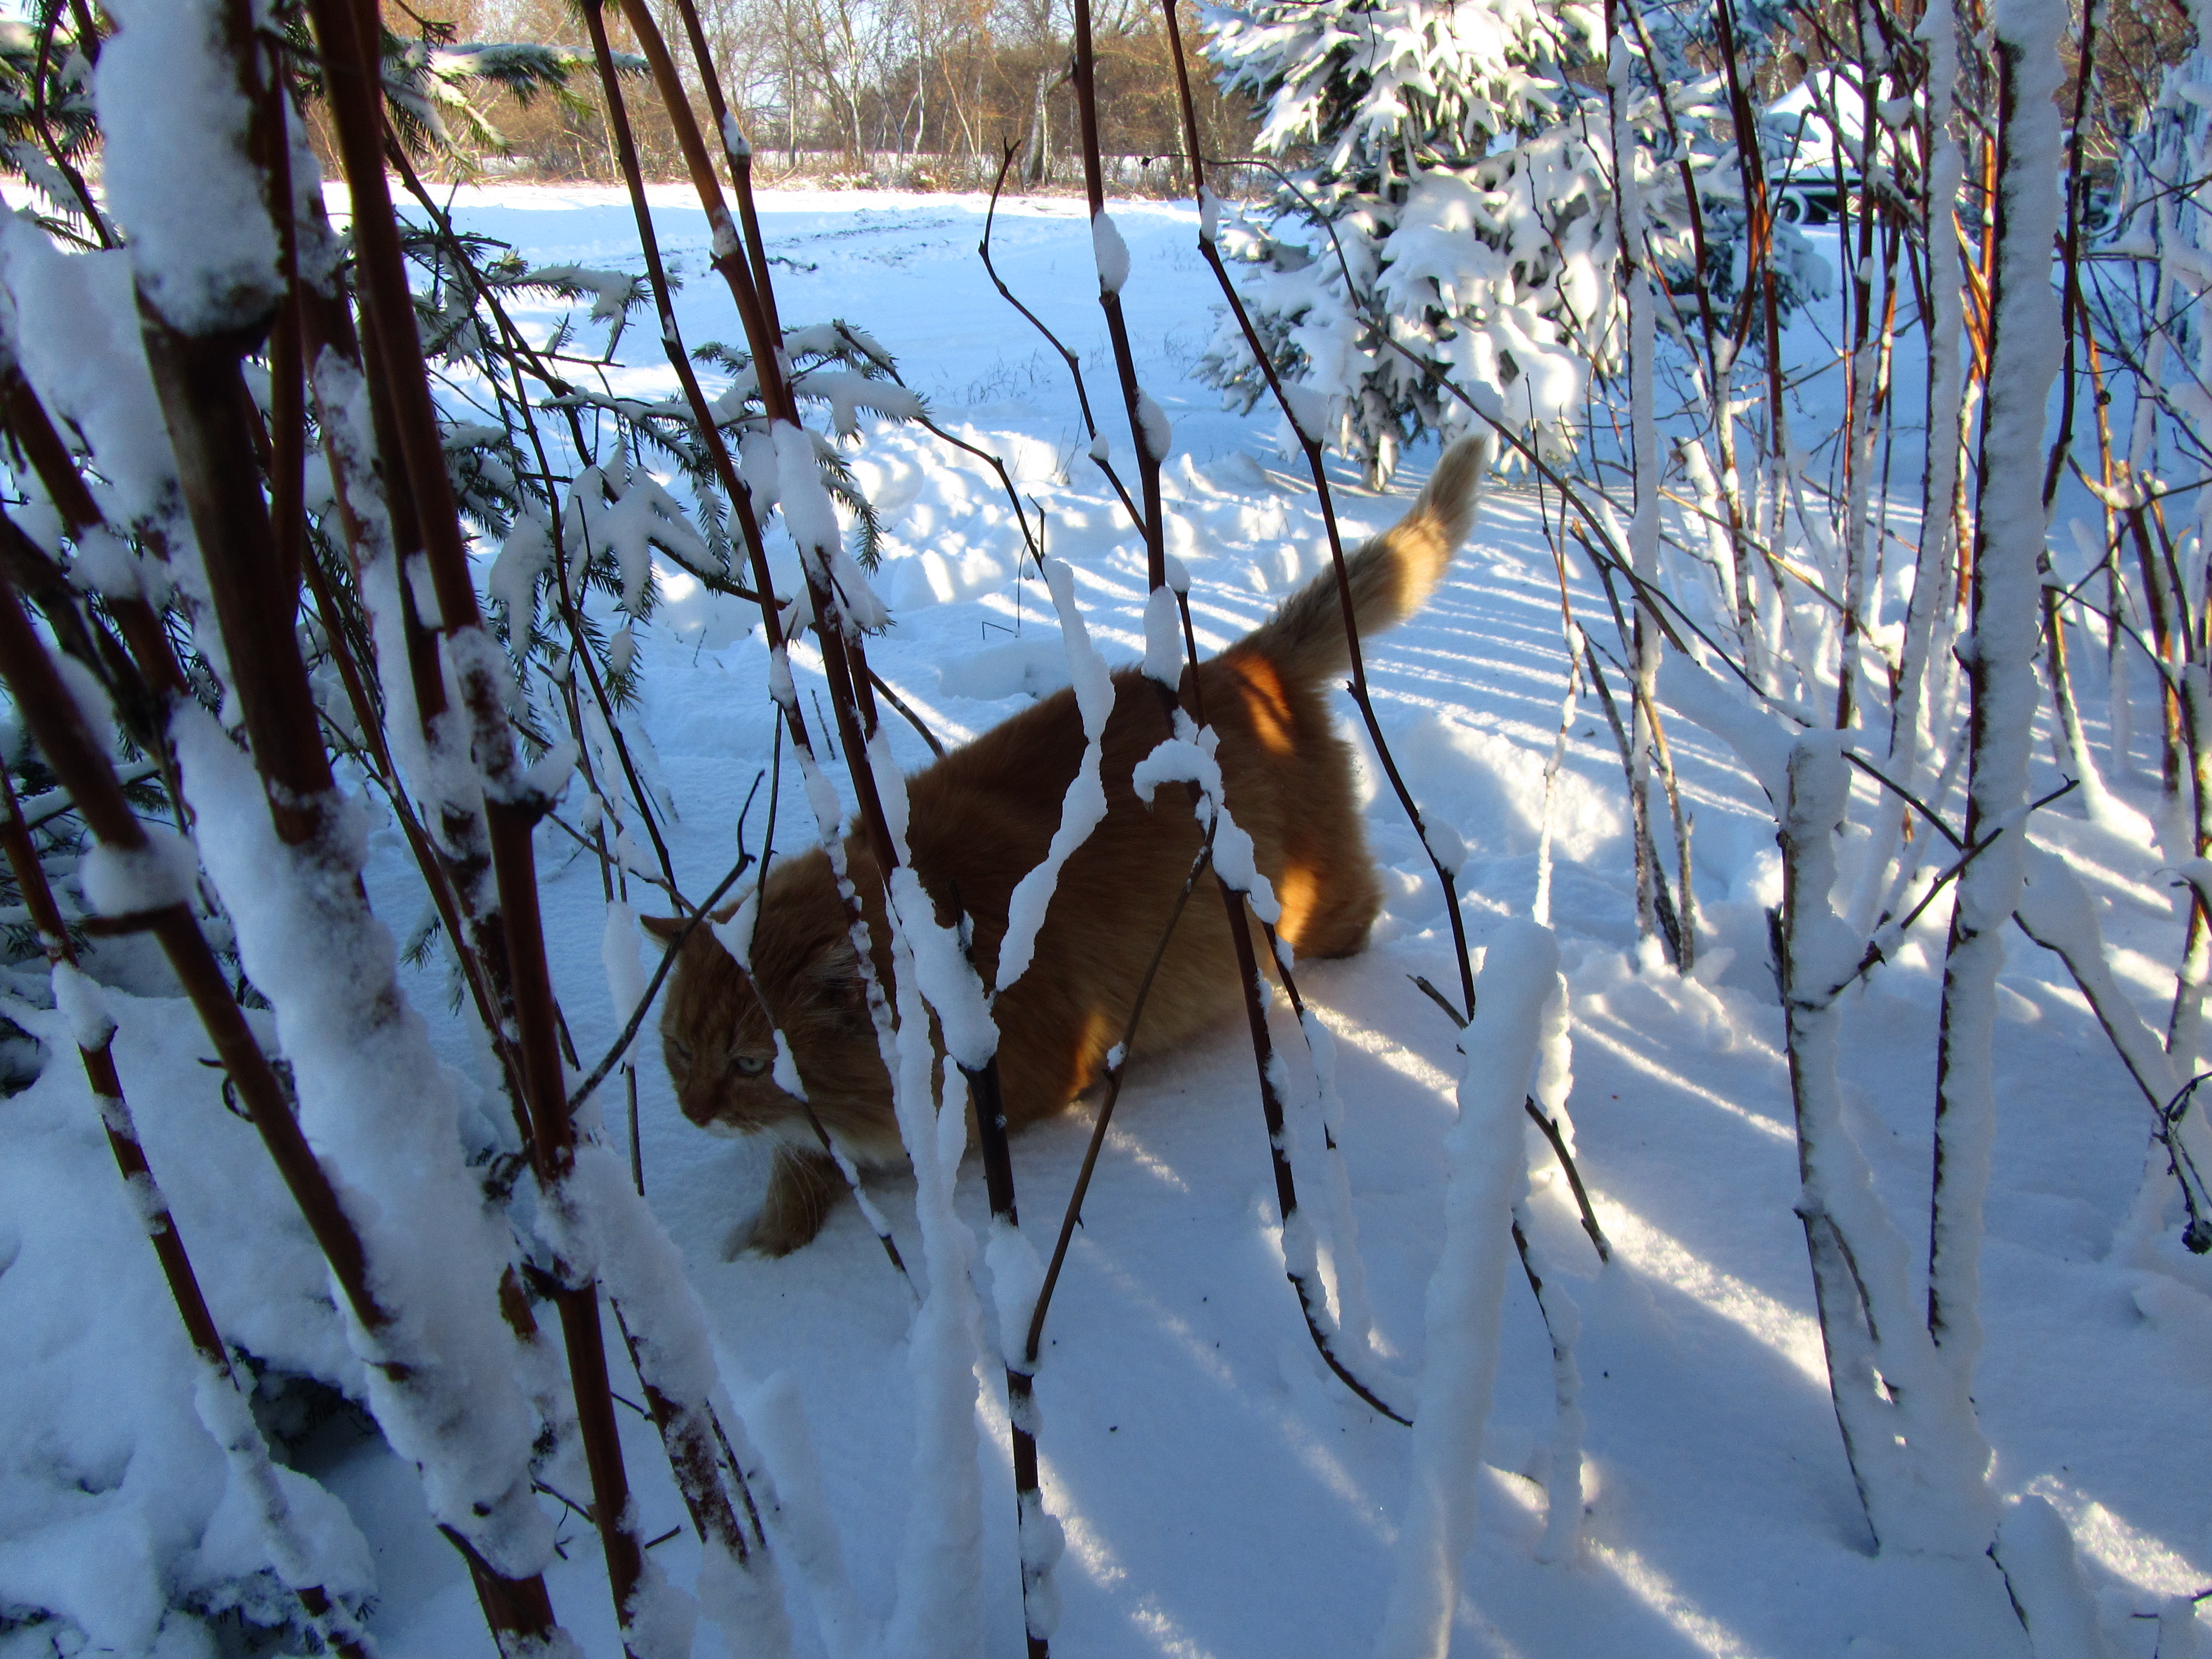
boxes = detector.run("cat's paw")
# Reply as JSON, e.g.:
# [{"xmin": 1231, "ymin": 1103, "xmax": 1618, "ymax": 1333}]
[
  {"xmin": 731, "ymin": 1208, "xmax": 817, "ymax": 1258},
  {"xmin": 726, "ymin": 1144, "xmax": 840, "ymax": 1258}
]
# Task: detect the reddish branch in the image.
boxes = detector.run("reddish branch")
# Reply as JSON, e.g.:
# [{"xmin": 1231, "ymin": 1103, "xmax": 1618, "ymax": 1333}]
[{"xmin": 306, "ymin": 0, "xmax": 653, "ymax": 1637}]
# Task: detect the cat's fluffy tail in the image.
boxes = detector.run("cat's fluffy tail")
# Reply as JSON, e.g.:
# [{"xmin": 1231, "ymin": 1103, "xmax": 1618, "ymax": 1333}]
[{"xmin": 1236, "ymin": 433, "xmax": 1491, "ymax": 689}]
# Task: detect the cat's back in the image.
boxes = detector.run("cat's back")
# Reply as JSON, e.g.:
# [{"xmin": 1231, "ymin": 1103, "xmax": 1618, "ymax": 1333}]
[
  {"xmin": 912, "ymin": 678, "xmax": 1084, "ymax": 804},
  {"xmin": 906, "ymin": 666, "xmax": 1195, "ymax": 823},
  {"xmin": 901, "ymin": 670, "xmax": 1179, "ymax": 945}
]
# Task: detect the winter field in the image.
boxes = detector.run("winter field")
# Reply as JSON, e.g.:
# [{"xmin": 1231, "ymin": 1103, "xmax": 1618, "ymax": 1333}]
[{"xmin": 6, "ymin": 178, "xmax": 2210, "ymax": 1659}]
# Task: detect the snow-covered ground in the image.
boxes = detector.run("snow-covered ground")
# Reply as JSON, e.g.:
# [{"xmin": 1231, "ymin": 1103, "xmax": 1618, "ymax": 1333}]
[{"xmin": 7, "ymin": 185, "xmax": 2210, "ymax": 1658}]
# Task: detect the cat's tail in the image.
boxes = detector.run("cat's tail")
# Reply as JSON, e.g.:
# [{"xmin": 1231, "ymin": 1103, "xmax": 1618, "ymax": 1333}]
[{"xmin": 1235, "ymin": 433, "xmax": 1491, "ymax": 689}]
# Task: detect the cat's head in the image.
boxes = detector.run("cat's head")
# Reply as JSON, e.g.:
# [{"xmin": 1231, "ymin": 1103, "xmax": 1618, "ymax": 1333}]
[{"xmin": 644, "ymin": 863, "xmax": 894, "ymax": 1153}]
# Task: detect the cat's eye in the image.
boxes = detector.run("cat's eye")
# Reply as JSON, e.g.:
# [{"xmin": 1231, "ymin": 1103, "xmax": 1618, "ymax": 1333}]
[{"xmin": 733, "ymin": 1053, "xmax": 770, "ymax": 1077}]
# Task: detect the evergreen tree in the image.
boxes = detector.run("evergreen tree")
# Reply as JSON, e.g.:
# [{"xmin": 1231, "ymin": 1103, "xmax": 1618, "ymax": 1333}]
[{"xmin": 1197, "ymin": 0, "xmax": 1778, "ymax": 484}]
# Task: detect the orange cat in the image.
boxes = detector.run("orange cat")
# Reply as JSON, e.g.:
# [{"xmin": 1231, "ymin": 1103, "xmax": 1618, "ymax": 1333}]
[{"xmin": 649, "ymin": 437, "xmax": 1487, "ymax": 1253}]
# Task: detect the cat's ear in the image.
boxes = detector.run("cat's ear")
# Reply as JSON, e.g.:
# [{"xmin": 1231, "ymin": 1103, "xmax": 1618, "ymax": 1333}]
[
  {"xmin": 640, "ymin": 913, "xmax": 686, "ymax": 942},
  {"xmin": 804, "ymin": 935, "xmax": 865, "ymax": 1009}
]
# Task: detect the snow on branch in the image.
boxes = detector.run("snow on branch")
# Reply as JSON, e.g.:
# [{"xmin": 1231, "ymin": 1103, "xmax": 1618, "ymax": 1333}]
[
  {"xmin": 995, "ymin": 556, "xmax": 1115, "ymax": 994},
  {"xmin": 1373, "ymin": 921, "xmax": 1561, "ymax": 1659}
]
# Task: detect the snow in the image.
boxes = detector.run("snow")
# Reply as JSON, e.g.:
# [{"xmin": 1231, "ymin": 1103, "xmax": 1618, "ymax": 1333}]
[
  {"xmin": 565, "ymin": 453, "xmax": 714, "ymax": 617},
  {"xmin": 94, "ymin": 0, "xmax": 281, "ymax": 335},
  {"xmin": 882, "ymin": 918, "xmax": 988, "ymax": 1658},
  {"xmin": 741, "ymin": 1371, "xmax": 873, "ymax": 1659},
  {"xmin": 1130, "ymin": 718, "xmax": 1282, "ymax": 925},
  {"xmin": 982, "ymin": 1217, "xmax": 1046, "ymax": 1372},
  {"xmin": 78, "ymin": 823, "xmax": 200, "ymax": 916},
  {"xmin": 49, "ymin": 961, "xmax": 117, "ymax": 1054},
  {"xmin": 1133, "ymin": 390, "xmax": 1173, "ymax": 464},
  {"xmin": 0, "ymin": 990, "xmax": 371, "ymax": 1653},
  {"xmin": 1910, "ymin": 0, "xmax": 2072, "ymax": 1567},
  {"xmin": 523, "ymin": 263, "xmax": 642, "ymax": 326},
  {"xmin": 602, "ymin": 902, "xmax": 651, "ymax": 1053},
  {"xmin": 1995, "ymin": 1496, "xmax": 2114, "ymax": 1658},
  {"xmin": 9, "ymin": 178, "xmax": 2212, "ymax": 1659},
  {"xmin": 886, "ymin": 864, "xmax": 997, "ymax": 1069},
  {"xmin": 1090, "ymin": 211, "xmax": 1131, "ymax": 296},
  {"xmin": 560, "ymin": 1144, "xmax": 793, "ymax": 1656},
  {"xmin": 491, "ymin": 512, "xmax": 554, "ymax": 632},
  {"xmin": 1140, "ymin": 583, "xmax": 1182, "ymax": 687},
  {"xmin": 771, "ymin": 421, "xmax": 889, "ymax": 633},
  {"xmin": 0, "ymin": 216, "xmax": 182, "ymax": 529}
]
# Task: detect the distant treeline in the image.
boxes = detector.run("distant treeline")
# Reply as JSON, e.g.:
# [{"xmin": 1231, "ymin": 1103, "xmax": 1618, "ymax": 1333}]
[{"xmin": 376, "ymin": 0, "xmax": 1262, "ymax": 191}]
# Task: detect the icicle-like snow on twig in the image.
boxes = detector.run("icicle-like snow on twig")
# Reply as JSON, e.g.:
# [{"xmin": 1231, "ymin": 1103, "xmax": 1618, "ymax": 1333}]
[
  {"xmin": 1532, "ymin": 655, "xmax": 1580, "ymax": 926},
  {"xmin": 1132, "ymin": 715, "xmax": 1281, "ymax": 923},
  {"xmin": 997, "ymin": 557, "xmax": 1115, "ymax": 993},
  {"xmin": 741, "ymin": 1373, "xmax": 875, "ymax": 1659},
  {"xmin": 601, "ymin": 902, "xmax": 651, "ymax": 1067},
  {"xmin": 1286, "ymin": 986, "xmax": 1403, "ymax": 1403},
  {"xmin": 881, "ymin": 917, "xmax": 989, "ymax": 1655},
  {"xmin": 1373, "ymin": 920, "xmax": 1559, "ymax": 1659},
  {"xmin": 1524, "ymin": 956, "xmax": 1583, "ymax": 1562},
  {"xmin": 551, "ymin": 1145, "xmax": 796, "ymax": 1659}
]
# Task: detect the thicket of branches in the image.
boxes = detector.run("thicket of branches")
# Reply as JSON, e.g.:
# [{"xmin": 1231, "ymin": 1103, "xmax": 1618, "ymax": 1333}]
[{"xmin": 5, "ymin": 0, "xmax": 2212, "ymax": 1650}]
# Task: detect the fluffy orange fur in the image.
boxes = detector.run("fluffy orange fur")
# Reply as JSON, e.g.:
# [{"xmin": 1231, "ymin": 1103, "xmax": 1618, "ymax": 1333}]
[{"xmin": 651, "ymin": 437, "xmax": 1488, "ymax": 1253}]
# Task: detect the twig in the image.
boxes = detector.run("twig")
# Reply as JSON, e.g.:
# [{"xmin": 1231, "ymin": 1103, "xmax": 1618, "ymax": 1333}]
[
  {"xmin": 1025, "ymin": 826, "xmax": 1218, "ymax": 1365},
  {"xmin": 865, "ymin": 664, "xmax": 947, "ymax": 759}
]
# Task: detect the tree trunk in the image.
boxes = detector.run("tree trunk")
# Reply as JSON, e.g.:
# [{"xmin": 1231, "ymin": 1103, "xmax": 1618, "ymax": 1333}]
[{"xmin": 1023, "ymin": 62, "xmax": 1053, "ymax": 182}]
